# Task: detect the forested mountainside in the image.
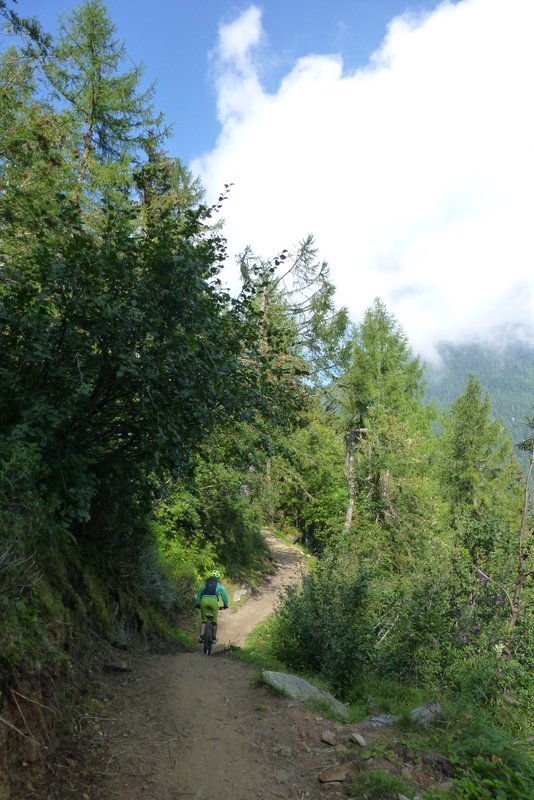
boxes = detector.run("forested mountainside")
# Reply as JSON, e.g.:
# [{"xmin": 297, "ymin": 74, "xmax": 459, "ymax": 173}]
[{"xmin": 425, "ymin": 336, "xmax": 534, "ymax": 449}]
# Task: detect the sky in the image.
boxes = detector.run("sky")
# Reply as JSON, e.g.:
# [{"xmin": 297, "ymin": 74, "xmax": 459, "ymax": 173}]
[{"xmin": 12, "ymin": 0, "xmax": 534, "ymax": 360}]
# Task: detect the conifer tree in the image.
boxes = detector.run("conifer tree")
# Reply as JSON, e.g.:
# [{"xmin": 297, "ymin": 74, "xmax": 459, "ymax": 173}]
[
  {"xmin": 439, "ymin": 375, "xmax": 521, "ymax": 538},
  {"xmin": 337, "ymin": 299, "xmax": 436, "ymax": 551},
  {"xmin": 44, "ymin": 0, "xmax": 163, "ymax": 196}
]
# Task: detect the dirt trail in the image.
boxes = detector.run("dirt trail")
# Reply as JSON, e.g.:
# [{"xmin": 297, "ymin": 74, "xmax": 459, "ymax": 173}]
[
  {"xmin": 42, "ymin": 533, "xmax": 362, "ymax": 800},
  {"xmin": 220, "ymin": 530, "xmax": 306, "ymax": 647}
]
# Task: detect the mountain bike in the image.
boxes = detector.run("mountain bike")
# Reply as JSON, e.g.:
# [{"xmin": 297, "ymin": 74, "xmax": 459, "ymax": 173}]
[{"xmin": 202, "ymin": 607, "xmax": 224, "ymax": 656}]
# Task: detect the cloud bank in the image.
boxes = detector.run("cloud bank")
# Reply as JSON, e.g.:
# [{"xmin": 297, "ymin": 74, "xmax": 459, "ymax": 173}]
[{"xmin": 192, "ymin": 0, "xmax": 534, "ymax": 359}]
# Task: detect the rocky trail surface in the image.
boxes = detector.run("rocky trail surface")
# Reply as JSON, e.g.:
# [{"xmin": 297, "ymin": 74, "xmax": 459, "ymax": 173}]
[{"xmin": 32, "ymin": 534, "xmax": 375, "ymax": 800}]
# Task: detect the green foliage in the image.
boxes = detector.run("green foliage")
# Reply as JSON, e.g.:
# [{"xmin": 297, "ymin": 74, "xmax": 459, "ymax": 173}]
[
  {"xmin": 237, "ymin": 617, "xmax": 287, "ymax": 671},
  {"xmin": 270, "ymin": 555, "xmax": 376, "ymax": 694},
  {"xmin": 347, "ymin": 769, "xmax": 411, "ymax": 800},
  {"xmin": 150, "ymin": 421, "xmax": 272, "ymax": 592},
  {"xmin": 269, "ymin": 535, "xmax": 533, "ymax": 724},
  {"xmin": 1, "ymin": 18, "xmax": 532, "ymax": 800},
  {"xmin": 271, "ymin": 405, "xmax": 347, "ymax": 550},
  {"xmin": 451, "ymin": 717, "xmax": 534, "ymax": 800},
  {"xmin": 267, "ymin": 298, "xmax": 532, "ymax": 743},
  {"xmin": 0, "ymin": 1, "xmax": 51, "ymax": 52},
  {"xmin": 0, "ymin": 592, "xmax": 42, "ymax": 672},
  {"xmin": 0, "ymin": 0, "xmax": 310, "ymax": 681},
  {"xmin": 46, "ymin": 0, "xmax": 162, "ymax": 158},
  {"xmin": 425, "ymin": 336, "xmax": 534, "ymax": 458},
  {"xmin": 239, "ymin": 235, "xmax": 350, "ymax": 387},
  {"xmin": 339, "ymin": 298, "xmax": 425, "ymax": 428},
  {"xmin": 152, "ymin": 507, "xmax": 218, "ymax": 614},
  {"xmin": 438, "ymin": 375, "xmax": 522, "ymax": 530},
  {"xmin": 332, "ymin": 298, "xmax": 442, "ymax": 559},
  {"xmin": 0, "ymin": 5, "xmax": 248, "ymax": 548}
]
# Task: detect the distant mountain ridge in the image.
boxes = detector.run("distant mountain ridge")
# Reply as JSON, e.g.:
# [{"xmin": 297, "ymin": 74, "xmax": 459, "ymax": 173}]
[{"xmin": 424, "ymin": 336, "xmax": 534, "ymax": 452}]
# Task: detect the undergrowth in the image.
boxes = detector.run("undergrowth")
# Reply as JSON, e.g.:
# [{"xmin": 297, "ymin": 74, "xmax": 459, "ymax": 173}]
[
  {"xmin": 238, "ymin": 606, "xmax": 534, "ymax": 800},
  {"xmin": 347, "ymin": 769, "xmax": 411, "ymax": 800}
]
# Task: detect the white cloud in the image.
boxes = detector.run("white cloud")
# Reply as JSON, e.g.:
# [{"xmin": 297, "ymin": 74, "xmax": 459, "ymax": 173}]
[
  {"xmin": 192, "ymin": 0, "xmax": 534, "ymax": 360},
  {"xmin": 210, "ymin": 5, "xmax": 265, "ymax": 124}
]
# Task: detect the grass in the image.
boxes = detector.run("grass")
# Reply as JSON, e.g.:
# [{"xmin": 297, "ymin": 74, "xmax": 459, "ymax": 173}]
[
  {"xmin": 302, "ymin": 695, "xmax": 348, "ymax": 721},
  {"xmin": 359, "ymin": 735, "xmax": 399, "ymax": 764},
  {"xmin": 229, "ymin": 616, "xmax": 287, "ymax": 671},
  {"xmin": 347, "ymin": 769, "xmax": 412, "ymax": 799},
  {"xmin": 225, "ymin": 579, "xmax": 253, "ymax": 611}
]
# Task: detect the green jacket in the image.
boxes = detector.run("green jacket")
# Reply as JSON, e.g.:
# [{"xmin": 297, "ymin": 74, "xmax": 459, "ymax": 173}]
[{"xmin": 196, "ymin": 580, "xmax": 229, "ymax": 607}]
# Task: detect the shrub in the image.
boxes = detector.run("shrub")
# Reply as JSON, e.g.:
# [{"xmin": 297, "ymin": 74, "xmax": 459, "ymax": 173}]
[{"xmin": 270, "ymin": 555, "xmax": 375, "ymax": 694}]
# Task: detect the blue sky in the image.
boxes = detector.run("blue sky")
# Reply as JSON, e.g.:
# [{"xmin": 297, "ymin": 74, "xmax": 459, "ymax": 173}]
[
  {"xmin": 19, "ymin": 0, "xmax": 450, "ymax": 162},
  {"xmin": 10, "ymin": 1, "xmax": 534, "ymax": 357}
]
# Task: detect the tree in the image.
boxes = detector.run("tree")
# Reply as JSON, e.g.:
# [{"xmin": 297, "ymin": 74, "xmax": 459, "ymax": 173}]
[
  {"xmin": 439, "ymin": 374, "xmax": 521, "ymax": 541},
  {"xmin": 236, "ymin": 236, "xmax": 349, "ymax": 524},
  {"xmin": 239, "ymin": 234, "xmax": 350, "ymax": 388},
  {"xmin": 271, "ymin": 402, "xmax": 347, "ymax": 551},
  {"xmin": 502, "ymin": 423, "xmax": 534, "ymax": 652},
  {"xmin": 0, "ymin": 0, "xmax": 50, "ymax": 53},
  {"xmin": 336, "ymin": 299, "xmax": 433, "ymax": 544},
  {"xmin": 43, "ymin": 0, "xmax": 163, "ymax": 199},
  {"xmin": 0, "ymin": 2, "xmax": 252, "ymax": 553}
]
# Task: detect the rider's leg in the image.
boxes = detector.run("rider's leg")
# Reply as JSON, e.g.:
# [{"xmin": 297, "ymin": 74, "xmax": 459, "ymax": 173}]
[
  {"xmin": 199, "ymin": 597, "xmax": 210, "ymax": 641},
  {"xmin": 207, "ymin": 597, "xmax": 219, "ymax": 642}
]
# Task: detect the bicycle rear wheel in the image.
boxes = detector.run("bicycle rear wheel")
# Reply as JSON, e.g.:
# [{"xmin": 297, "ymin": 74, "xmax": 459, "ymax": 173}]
[{"xmin": 204, "ymin": 618, "xmax": 213, "ymax": 655}]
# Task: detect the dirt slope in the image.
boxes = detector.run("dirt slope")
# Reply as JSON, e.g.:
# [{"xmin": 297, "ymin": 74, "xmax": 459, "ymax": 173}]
[
  {"xmin": 220, "ymin": 530, "xmax": 306, "ymax": 647},
  {"xmin": 36, "ymin": 534, "xmax": 365, "ymax": 800}
]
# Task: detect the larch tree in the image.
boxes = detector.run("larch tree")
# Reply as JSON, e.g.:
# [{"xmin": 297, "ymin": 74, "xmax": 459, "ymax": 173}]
[
  {"xmin": 439, "ymin": 374, "xmax": 522, "ymax": 545},
  {"xmin": 336, "ymin": 299, "xmax": 437, "ymax": 560}
]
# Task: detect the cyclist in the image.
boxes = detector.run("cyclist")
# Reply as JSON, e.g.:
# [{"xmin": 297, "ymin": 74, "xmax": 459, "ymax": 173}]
[{"xmin": 195, "ymin": 570, "xmax": 229, "ymax": 645}]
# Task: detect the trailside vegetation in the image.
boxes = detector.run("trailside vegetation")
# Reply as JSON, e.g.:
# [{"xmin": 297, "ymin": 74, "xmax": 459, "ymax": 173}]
[{"xmin": 267, "ymin": 307, "xmax": 533, "ymax": 798}]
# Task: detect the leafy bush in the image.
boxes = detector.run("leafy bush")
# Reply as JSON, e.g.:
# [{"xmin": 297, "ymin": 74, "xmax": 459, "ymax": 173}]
[
  {"xmin": 269, "ymin": 532, "xmax": 533, "ymax": 729},
  {"xmin": 270, "ymin": 554, "xmax": 375, "ymax": 694}
]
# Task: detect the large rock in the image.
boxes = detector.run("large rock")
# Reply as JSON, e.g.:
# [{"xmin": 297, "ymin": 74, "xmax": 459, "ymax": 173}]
[
  {"xmin": 368, "ymin": 713, "xmax": 401, "ymax": 726},
  {"xmin": 369, "ymin": 700, "xmax": 445, "ymax": 728},
  {"xmin": 318, "ymin": 764, "xmax": 352, "ymax": 783},
  {"xmin": 321, "ymin": 730, "xmax": 337, "ymax": 746},
  {"xmin": 262, "ymin": 671, "xmax": 348, "ymax": 718},
  {"xmin": 410, "ymin": 701, "xmax": 445, "ymax": 725}
]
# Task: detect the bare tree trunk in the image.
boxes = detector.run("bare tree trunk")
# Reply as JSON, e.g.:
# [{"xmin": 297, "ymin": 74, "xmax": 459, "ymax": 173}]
[
  {"xmin": 343, "ymin": 431, "xmax": 356, "ymax": 533},
  {"xmin": 265, "ymin": 455, "xmax": 275, "ymax": 528},
  {"xmin": 343, "ymin": 428, "xmax": 366, "ymax": 533}
]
